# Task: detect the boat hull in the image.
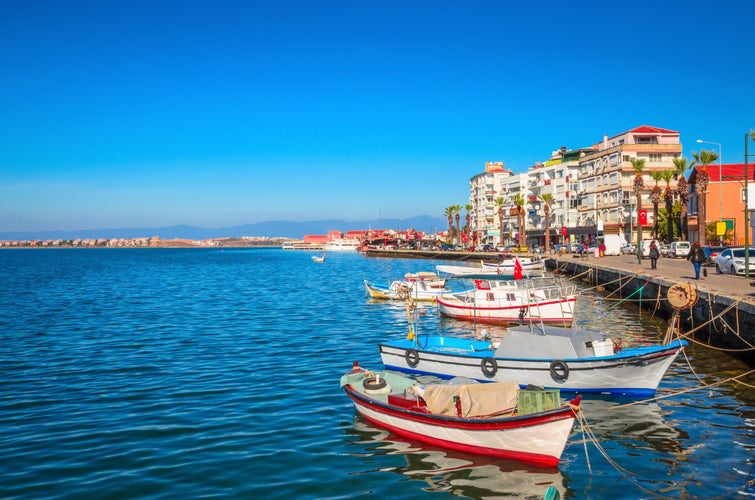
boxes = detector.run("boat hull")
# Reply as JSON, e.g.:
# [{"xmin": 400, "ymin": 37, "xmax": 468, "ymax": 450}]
[
  {"xmin": 343, "ymin": 385, "xmax": 577, "ymax": 467},
  {"xmin": 379, "ymin": 337, "xmax": 686, "ymax": 397},
  {"xmin": 437, "ymin": 261, "xmax": 544, "ymax": 278},
  {"xmin": 364, "ymin": 279, "xmax": 446, "ymax": 302},
  {"xmin": 436, "ymin": 294, "xmax": 575, "ymax": 326}
]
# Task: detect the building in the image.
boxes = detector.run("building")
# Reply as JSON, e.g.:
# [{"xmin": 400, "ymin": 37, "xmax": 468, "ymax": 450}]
[
  {"xmin": 687, "ymin": 163, "xmax": 755, "ymax": 245},
  {"xmin": 468, "ymin": 162, "xmax": 518, "ymax": 247},
  {"xmin": 526, "ymin": 146, "xmax": 590, "ymax": 247},
  {"xmin": 574, "ymin": 125, "xmax": 682, "ymax": 246}
]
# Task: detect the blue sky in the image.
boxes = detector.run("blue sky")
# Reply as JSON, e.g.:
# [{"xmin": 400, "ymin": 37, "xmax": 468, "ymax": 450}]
[{"xmin": 1, "ymin": 0, "xmax": 754, "ymax": 233}]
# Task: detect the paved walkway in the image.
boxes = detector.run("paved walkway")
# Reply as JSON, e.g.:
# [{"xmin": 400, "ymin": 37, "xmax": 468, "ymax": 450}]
[{"xmin": 550, "ymin": 252, "xmax": 755, "ymax": 303}]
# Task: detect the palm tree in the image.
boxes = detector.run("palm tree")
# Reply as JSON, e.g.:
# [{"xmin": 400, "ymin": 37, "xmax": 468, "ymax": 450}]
[
  {"xmin": 631, "ymin": 158, "xmax": 646, "ymax": 263},
  {"xmin": 452, "ymin": 204, "xmax": 462, "ymax": 246},
  {"xmin": 673, "ymin": 157, "xmax": 690, "ymax": 241},
  {"xmin": 494, "ymin": 197, "xmax": 507, "ymax": 248},
  {"xmin": 650, "ymin": 170, "xmax": 663, "ymax": 239},
  {"xmin": 444, "ymin": 206, "xmax": 454, "ymax": 243},
  {"xmin": 661, "ymin": 169, "xmax": 675, "ymax": 242},
  {"xmin": 511, "ymin": 193, "xmax": 527, "ymax": 248},
  {"xmin": 539, "ymin": 193, "xmax": 555, "ymax": 253},
  {"xmin": 464, "ymin": 203, "xmax": 473, "ymax": 247},
  {"xmin": 691, "ymin": 149, "xmax": 720, "ymax": 245}
]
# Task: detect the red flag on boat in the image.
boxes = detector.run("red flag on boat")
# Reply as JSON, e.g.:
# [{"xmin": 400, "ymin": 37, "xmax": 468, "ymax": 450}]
[{"xmin": 513, "ymin": 258, "xmax": 523, "ymax": 280}]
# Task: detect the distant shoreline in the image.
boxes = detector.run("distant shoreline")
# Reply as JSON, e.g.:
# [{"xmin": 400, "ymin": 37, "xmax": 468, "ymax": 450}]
[{"xmin": 0, "ymin": 237, "xmax": 298, "ymax": 249}]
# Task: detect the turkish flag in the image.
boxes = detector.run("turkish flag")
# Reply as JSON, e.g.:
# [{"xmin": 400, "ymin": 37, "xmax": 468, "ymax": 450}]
[
  {"xmin": 513, "ymin": 258, "xmax": 523, "ymax": 280},
  {"xmin": 639, "ymin": 210, "xmax": 648, "ymax": 225}
]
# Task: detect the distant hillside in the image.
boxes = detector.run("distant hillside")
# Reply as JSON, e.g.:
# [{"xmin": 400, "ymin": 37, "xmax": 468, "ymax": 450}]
[{"xmin": 0, "ymin": 216, "xmax": 447, "ymax": 241}]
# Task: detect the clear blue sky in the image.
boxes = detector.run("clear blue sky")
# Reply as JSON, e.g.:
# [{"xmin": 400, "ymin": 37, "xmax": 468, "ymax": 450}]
[{"xmin": 1, "ymin": 0, "xmax": 753, "ymax": 233}]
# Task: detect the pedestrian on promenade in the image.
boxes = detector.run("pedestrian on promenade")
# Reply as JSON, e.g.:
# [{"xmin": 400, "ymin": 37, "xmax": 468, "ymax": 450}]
[
  {"xmin": 649, "ymin": 240, "xmax": 660, "ymax": 269},
  {"xmin": 688, "ymin": 241, "xmax": 706, "ymax": 279}
]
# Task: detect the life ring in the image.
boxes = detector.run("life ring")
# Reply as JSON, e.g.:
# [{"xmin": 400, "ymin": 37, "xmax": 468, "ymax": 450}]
[
  {"xmin": 481, "ymin": 357, "xmax": 498, "ymax": 377},
  {"xmin": 549, "ymin": 360, "xmax": 569, "ymax": 381},
  {"xmin": 405, "ymin": 349, "xmax": 420, "ymax": 367}
]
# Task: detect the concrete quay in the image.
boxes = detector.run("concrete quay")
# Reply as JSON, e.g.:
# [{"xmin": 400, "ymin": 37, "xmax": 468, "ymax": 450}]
[
  {"xmin": 548, "ymin": 253, "xmax": 755, "ymax": 365},
  {"xmin": 362, "ymin": 248, "xmax": 755, "ymax": 365}
]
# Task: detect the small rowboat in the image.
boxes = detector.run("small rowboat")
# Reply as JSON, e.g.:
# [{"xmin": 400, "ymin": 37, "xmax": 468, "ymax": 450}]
[
  {"xmin": 364, "ymin": 272, "xmax": 448, "ymax": 301},
  {"xmin": 341, "ymin": 363, "xmax": 581, "ymax": 467}
]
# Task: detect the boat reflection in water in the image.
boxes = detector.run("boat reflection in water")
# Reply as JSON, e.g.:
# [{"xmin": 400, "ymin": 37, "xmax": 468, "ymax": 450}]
[{"xmin": 345, "ymin": 420, "xmax": 566, "ymax": 499}]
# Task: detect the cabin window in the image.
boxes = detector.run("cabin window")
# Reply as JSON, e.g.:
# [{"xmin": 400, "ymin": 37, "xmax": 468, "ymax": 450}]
[{"xmin": 507, "ymin": 293, "xmax": 516, "ymax": 301}]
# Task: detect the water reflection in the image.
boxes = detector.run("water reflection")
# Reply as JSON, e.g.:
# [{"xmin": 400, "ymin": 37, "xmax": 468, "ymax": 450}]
[{"xmin": 345, "ymin": 420, "xmax": 565, "ymax": 500}]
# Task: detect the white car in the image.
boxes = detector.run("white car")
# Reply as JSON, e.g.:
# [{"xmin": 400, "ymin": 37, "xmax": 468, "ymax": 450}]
[
  {"xmin": 715, "ymin": 247, "xmax": 755, "ymax": 275},
  {"xmin": 669, "ymin": 241, "xmax": 691, "ymax": 258}
]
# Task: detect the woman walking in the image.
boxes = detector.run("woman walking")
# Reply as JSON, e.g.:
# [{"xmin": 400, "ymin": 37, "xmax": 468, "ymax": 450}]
[
  {"xmin": 649, "ymin": 240, "xmax": 660, "ymax": 269},
  {"xmin": 688, "ymin": 241, "xmax": 707, "ymax": 280}
]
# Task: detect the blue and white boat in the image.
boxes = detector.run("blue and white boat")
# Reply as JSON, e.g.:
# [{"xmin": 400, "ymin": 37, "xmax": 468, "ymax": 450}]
[{"xmin": 379, "ymin": 324, "xmax": 687, "ymax": 397}]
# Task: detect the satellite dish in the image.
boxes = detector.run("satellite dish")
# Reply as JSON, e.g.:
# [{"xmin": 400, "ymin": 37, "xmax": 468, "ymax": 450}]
[{"xmin": 667, "ymin": 283, "xmax": 698, "ymax": 310}]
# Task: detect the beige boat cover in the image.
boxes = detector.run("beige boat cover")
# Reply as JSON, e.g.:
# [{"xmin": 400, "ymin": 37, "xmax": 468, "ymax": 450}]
[{"xmin": 416, "ymin": 381, "xmax": 519, "ymax": 418}]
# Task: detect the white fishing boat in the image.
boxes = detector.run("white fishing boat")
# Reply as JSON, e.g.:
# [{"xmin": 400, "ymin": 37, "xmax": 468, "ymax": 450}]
[
  {"xmin": 364, "ymin": 272, "xmax": 448, "ymax": 301},
  {"xmin": 379, "ymin": 324, "xmax": 687, "ymax": 397},
  {"xmin": 436, "ymin": 278, "xmax": 576, "ymax": 326},
  {"xmin": 436, "ymin": 258, "xmax": 543, "ymax": 278},
  {"xmin": 341, "ymin": 363, "xmax": 581, "ymax": 467}
]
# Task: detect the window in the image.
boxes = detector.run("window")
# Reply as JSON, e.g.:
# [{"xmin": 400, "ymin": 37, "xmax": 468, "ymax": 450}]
[{"xmin": 649, "ymin": 153, "xmax": 662, "ymax": 162}]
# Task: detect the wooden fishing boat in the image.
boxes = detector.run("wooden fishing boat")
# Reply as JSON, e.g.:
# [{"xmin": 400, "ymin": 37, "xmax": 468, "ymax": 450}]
[
  {"xmin": 364, "ymin": 272, "xmax": 448, "ymax": 301},
  {"xmin": 436, "ymin": 258, "xmax": 544, "ymax": 278},
  {"xmin": 341, "ymin": 363, "xmax": 581, "ymax": 467},
  {"xmin": 379, "ymin": 324, "xmax": 687, "ymax": 397},
  {"xmin": 436, "ymin": 278, "xmax": 576, "ymax": 326}
]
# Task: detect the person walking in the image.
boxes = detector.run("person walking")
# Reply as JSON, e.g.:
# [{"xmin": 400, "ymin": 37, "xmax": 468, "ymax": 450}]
[
  {"xmin": 649, "ymin": 240, "xmax": 660, "ymax": 270},
  {"xmin": 688, "ymin": 241, "xmax": 707, "ymax": 280}
]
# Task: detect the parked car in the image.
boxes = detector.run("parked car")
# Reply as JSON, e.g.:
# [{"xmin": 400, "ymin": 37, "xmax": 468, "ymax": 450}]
[
  {"xmin": 703, "ymin": 246, "xmax": 727, "ymax": 266},
  {"xmin": 621, "ymin": 243, "xmax": 636, "ymax": 255},
  {"xmin": 659, "ymin": 243, "xmax": 670, "ymax": 257},
  {"xmin": 715, "ymin": 247, "xmax": 755, "ymax": 275},
  {"xmin": 669, "ymin": 241, "xmax": 691, "ymax": 258}
]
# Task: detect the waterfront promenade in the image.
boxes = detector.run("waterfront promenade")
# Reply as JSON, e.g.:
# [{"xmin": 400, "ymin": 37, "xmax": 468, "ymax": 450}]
[{"xmin": 553, "ymin": 252, "xmax": 755, "ymax": 303}]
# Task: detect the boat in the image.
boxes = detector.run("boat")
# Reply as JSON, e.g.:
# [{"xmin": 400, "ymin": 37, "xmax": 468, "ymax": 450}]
[
  {"xmin": 341, "ymin": 362, "xmax": 581, "ymax": 466},
  {"xmin": 364, "ymin": 272, "xmax": 448, "ymax": 301},
  {"xmin": 436, "ymin": 278, "xmax": 576, "ymax": 326},
  {"xmin": 323, "ymin": 239, "xmax": 360, "ymax": 251},
  {"xmin": 311, "ymin": 253, "xmax": 326, "ymax": 263},
  {"xmin": 378, "ymin": 323, "xmax": 687, "ymax": 397},
  {"xmin": 436, "ymin": 258, "xmax": 544, "ymax": 278}
]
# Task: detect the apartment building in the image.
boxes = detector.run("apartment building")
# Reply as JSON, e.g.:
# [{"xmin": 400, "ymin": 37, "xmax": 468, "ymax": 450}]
[
  {"xmin": 575, "ymin": 126, "xmax": 682, "ymax": 245},
  {"xmin": 468, "ymin": 161, "xmax": 527, "ymax": 247}
]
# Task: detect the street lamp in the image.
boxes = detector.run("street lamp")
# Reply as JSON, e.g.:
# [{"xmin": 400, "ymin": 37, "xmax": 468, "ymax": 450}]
[{"xmin": 697, "ymin": 139, "xmax": 723, "ymax": 243}]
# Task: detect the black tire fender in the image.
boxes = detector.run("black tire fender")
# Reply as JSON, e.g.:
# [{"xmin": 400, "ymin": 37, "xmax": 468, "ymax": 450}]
[
  {"xmin": 405, "ymin": 348, "xmax": 419, "ymax": 367},
  {"xmin": 363, "ymin": 376, "xmax": 387, "ymax": 392},
  {"xmin": 481, "ymin": 357, "xmax": 498, "ymax": 377},
  {"xmin": 549, "ymin": 360, "xmax": 569, "ymax": 381}
]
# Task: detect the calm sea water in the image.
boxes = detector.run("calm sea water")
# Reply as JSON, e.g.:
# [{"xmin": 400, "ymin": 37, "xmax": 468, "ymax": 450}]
[{"xmin": 1, "ymin": 248, "xmax": 753, "ymax": 499}]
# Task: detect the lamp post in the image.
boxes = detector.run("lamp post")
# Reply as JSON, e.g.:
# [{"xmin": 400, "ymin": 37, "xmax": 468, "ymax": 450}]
[{"xmin": 696, "ymin": 139, "xmax": 723, "ymax": 244}]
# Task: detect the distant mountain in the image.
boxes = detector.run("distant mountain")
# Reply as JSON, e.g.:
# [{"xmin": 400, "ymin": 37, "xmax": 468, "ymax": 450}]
[{"xmin": 0, "ymin": 215, "xmax": 447, "ymax": 241}]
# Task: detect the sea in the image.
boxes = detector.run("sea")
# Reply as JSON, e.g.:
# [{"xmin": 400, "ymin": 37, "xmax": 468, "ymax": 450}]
[{"xmin": 1, "ymin": 248, "xmax": 753, "ymax": 500}]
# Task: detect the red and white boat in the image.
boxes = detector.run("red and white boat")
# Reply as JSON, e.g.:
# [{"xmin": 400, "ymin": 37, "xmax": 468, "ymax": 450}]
[
  {"xmin": 341, "ymin": 363, "xmax": 581, "ymax": 467},
  {"xmin": 436, "ymin": 278, "xmax": 577, "ymax": 326}
]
